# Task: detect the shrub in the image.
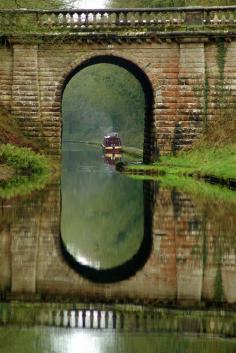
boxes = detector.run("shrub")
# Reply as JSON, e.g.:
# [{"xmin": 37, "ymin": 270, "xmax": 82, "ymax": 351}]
[{"xmin": 0, "ymin": 144, "xmax": 50, "ymax": 175}]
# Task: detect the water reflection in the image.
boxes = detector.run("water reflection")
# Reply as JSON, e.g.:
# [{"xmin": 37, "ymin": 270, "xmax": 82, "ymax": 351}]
[
  {"xmin": 0, "ymin": 327, "xmax": 236, "ymax": 353},
  {"xmin": 0, "ymin": 144, "xmax": 235, "ymax": 307},
  {"xmin": 60, "ymin": 144, "xmax": 152, "ymax": 282},
  {"xmin": 103, "ymin": 152, "xmax": 122, "ymax": 166}
]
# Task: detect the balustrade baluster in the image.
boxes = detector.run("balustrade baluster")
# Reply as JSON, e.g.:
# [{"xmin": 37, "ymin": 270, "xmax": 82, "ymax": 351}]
[
  {"xmin": 46, "ymin": 14, "xmax": 53, "ymax": 28},
  {"xmin": 203, "ymin": 10, "xmax": 209, "ymax": 24},
  {"xmin": 60, "ymin": 13, "xmax": 67, "ymax": 27},
  {"xmin": 138, "ymin": 11, "xmax": 143, "ymax": 25},
  {"xmin": 228, "ymin": 11, "xmax": 234, "ymax": 24},
  {"xmin": 176, "ymin": 11, "xmax": 182, "ymax": 25},
  {"xmin": 76, "ymin": 12, "xmax": 82, "ymax": 25},
  {"xmin": 105, "ymin": 311, "xmax": 109, "ymax": 328},
  {"xmin": 123, "ymin": 12, "xmax": 128, "ymax": 26},
  {"xmin": 220, "ymin": 11, "xmax": 225, "ymax": 24},
  {"xmin": 174, "ymin": 11, "xmax": 181, "ymax": 25},
  {"xmin": 169, "ymin": 11, "xmax": 174, "ymax": 24},
  {"xmin": 107, "ymin": 11, "xmax": 112, "ymax": 25},
  {"xmin": 97, "ymin": 311, "xmax": 101, "ymax": 328},
  {"xmin": 126, "ymin": 12, "xmax": 132, "ymax": 25},
  {"xmin": 75, "ymin": 310, "xmax": 79, "ymax": 328},
  {"xmin": 100, "ymin": 12, "xmax": 105, "ymax": 27},
  {"xmin": 224, "ymin": 11, "xmax": 230, "ymax": 24},
  {"xmin": 67, "ymin": 13, "xmax": 72, "ymax": 27},
  {"xmin": 87, "ymin": 12, "xmax": 93, "ymax": 26},
  {"xmin": 82, "ymin": 310, "xmax": 86, "ymax": 328},
  {"xmin": 94, "ymin": 12, "xmax": 100, "ymax": 27},
  {"xmin": 180, "ymin": 11, "xmax": 186, "ymax": 24},
  {"xmin": 149, "ymin": 11, "xmax": 156, "ymax": 26},
  {"xmin": 129, "ymin": 12, "xmax": 134, "ymax": 25},
  {"xmin": 112, "ymin": 312, "xmax": 117, "ymax": 329},
  {"xmin": 211, "ymin": 11, "xmax": 220, "ymax": 24},
  {"xmin": 92, "ymin": 12, "xmax": 97, "ymax": 25},
  {"xmin": 115, "ymin": 12, "xmax": 120, "ymax": 26},
  {"xmin": 120, "ymin": 313, "xmax": 124, "ymax": 330},
  {"xmin": 71, "ymin": 13, "xmax": 78, "ymax": 27},
  {"xmin": 172, "ymin": 11, "xmax": 176, "ymax": 25},
  {"xmin": 135, "ymin": 313, "xmax": 140, "ymax": 331},
  {"xmin": 83, "ymin": 12, "xmax": 88, "ymax": 26},
  {"xmin": 93, "ymin": 310, "xmax": 98, "ymax": 328},
  {"xmin": 100, "ymin": 311, "xmax": 106, "ymax": 328},
  {"xmin": 146, "ymin": 12, "xmax": 151, "ymax": 25},
  {"xmin": 232, "ymin": 10, "xmax": 236, "ymax": 24},
  {"xmin": 78, "ymin": 310, "xmax": 83, "ymax": 328}
]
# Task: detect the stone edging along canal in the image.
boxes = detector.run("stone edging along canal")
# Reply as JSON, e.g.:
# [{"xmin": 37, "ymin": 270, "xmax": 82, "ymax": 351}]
[{"xmin": 0, "ymin": 303, "xmax": 236, "ymax": 337}]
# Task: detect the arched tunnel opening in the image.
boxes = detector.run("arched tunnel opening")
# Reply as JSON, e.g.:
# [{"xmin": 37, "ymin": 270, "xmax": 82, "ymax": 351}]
[
  {"xmin": 61, "ymin": 55, "xmax": 155, "ymax": 162},
  {"xmin": 59, "ymin": 55, "xmax": 155, "ymax": 283}
]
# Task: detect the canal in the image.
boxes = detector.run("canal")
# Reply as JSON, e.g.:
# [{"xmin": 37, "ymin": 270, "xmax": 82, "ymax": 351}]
[{"xmin": 0, "ymin": 143, "xmax": 236, "ymax": 352}]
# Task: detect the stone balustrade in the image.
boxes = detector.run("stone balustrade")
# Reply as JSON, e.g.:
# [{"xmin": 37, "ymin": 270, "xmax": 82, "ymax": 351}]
[
  {"xmin": 1, "ymin": 304, "xmax": 236, "ymax": 337},
  {"xmin": 1, "ymin": 6, "xmax": 236, "ymax": 33}
]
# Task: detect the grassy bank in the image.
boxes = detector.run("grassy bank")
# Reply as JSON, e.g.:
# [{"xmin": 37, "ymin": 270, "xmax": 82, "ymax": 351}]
[
  {"xmin": 122, "ymin": 146, "xmax": 143, "ymax": 162},
  {"xmin": 121, "ymin": 113, "xmax": 236, "ymax": 188},
  {"xmin": 130, "ymin": 173, "xmax": 236, "ymax": 205},
  {"xmin": 124, "ymin": 143, "xmax": 236, "ymax": 186},
  {"xmin": 0, "ymin": 107, "xmax": 52, "ymax": 197},
  {"xmin": 0, "ymin": 144, "xmax": 52, "ymax": 199},
  {"xmin": 0, "ymin": 144, "xmax": 50, "ymax": 176}
]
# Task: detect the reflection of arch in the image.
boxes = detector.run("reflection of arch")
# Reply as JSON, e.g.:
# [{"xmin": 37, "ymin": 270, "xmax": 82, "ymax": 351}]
[
  {"xmin": 60, "ymin": 181, "xmax": 153, "ymax": 284},
  {"xmin": 58, "ymin": 54, "xmax": 155, "ymax": 163}
]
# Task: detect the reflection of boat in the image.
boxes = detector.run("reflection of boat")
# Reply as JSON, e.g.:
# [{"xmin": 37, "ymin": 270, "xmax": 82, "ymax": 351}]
[
  {"xmin": 102, "ymin": 133, "xmax": 122, "ymax": 152},
  {"xmin": 104, "ymin": 153, "xmax": 122, "ymax": 165}
]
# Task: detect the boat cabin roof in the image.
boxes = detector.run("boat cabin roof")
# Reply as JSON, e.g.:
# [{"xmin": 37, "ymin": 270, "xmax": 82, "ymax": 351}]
[{"xmin": 104, "ymin": 132, "xmax": 119, "ymax": 139}]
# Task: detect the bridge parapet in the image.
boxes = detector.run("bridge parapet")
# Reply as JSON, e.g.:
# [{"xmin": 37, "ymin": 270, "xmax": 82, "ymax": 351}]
[{"xmin": 1, "ymin": 6, "xmax": 236, "ymax": 34}]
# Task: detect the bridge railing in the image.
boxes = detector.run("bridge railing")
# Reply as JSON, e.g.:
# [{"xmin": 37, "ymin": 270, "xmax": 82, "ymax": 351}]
[{"xmin": 1, "ymin": 7, "xmax": 236, "ymax": 34}]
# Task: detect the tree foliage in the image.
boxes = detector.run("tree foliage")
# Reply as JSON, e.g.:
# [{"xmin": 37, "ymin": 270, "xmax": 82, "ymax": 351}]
[
  {"xmin": 106, "ymin": 0, "xmax": 236, "ymax": 7},
  {"xmin": 62, "ymin": 64, "xmax": 145, "ymax": 147},
  {"xmin": 0, "ymin": 0, "xmax": 76, "ymax": 9}
]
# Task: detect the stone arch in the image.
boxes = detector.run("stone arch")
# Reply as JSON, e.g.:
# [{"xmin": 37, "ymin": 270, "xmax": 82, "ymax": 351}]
[{"xmin": 56, "ymin": 53, "xmax": 156, "ymax": 163}]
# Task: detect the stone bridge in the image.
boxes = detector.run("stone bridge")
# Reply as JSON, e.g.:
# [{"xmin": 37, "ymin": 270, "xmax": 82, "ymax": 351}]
[{"xmin": 1, "ymin": 6, "xmax": 236, "ymax": 161}]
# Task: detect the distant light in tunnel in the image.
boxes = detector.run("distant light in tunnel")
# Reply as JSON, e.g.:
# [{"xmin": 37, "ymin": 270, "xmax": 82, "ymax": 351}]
[
  {"xmin": 52, "ymin": 331, "xmax": 114, "ymax": 353},
  {"xmin": 74, "ymin": 0, "xmax": 107, "ymax": 8}
]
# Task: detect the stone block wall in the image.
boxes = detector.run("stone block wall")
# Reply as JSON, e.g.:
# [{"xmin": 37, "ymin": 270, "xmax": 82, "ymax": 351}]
[
  {"xmin": 0, "ymin": 37, "xmax": 235, "ymax": 159},
  {"xmin": 0, "ymin": 47, "xmax": 12, "ymax": 112}
]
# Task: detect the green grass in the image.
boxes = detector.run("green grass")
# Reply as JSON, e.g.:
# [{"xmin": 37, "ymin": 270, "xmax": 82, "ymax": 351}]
[
  {"xmin": 0, "ymin": 144, "xmax": 52, "ymax": 198},
  {"xmin": 126, "ymin": 144, "xmax": 236, "ymax": 181},
  {"xmin": 130, "ymin": 173, "xmax": 236, "ymax": 205},
  {"xmin": 0, "ymin": 144, "xmax": 51, "ymax": 175},
  {"xmin": 122, "ymin": 146, "xmax": 143, "ymax": 162},
  {"xmin": 0, "ymin": 174, "xmax": 50, "ymax": 199}
]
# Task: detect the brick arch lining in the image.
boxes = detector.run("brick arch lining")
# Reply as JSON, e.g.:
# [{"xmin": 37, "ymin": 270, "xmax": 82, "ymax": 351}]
[{"xmin": 57, "ymin": 54, "xmax": 155, "ymax": 163}]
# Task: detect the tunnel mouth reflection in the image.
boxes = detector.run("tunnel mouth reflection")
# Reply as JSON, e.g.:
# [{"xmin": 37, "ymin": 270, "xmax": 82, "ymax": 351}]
[
  {"xmin": 59, "ymin": 145, "xmax": 153, "ymax": 283},
  {"xmin": 60, "ymin": 224, "xmax": 152, "ymax": 283}
]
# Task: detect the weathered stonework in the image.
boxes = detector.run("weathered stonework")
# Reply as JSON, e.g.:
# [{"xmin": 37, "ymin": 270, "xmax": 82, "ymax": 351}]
[
  {"xmin": 0, "ymin": 47, "xmax": 12, "ymax": 112},
  {"xmin": 0, "ymin": 8, "xmax": 236, "ymax": 160},
  {"xmin": 0, "ymin": 37, "xmax": 235, "ymax": 160}
]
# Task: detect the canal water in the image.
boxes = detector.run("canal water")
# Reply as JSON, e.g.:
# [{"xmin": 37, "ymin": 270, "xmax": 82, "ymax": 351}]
[{"xmin": 0, "ymin": 143, "xmax": 236, "ymax": 352}]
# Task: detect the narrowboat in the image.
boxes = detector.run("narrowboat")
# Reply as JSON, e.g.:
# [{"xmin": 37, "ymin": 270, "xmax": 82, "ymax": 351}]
[
  {"xmin": 104, "ymin": 153, "xmax": 122, "ymax": 165},
  {"xmin": 102, "ymin": 133, "xmax": 122, "ymax": 152}
]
